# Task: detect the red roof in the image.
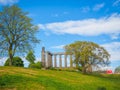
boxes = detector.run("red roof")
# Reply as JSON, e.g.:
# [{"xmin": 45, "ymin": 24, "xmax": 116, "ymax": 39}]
[{"xmin": 106, "ymin": 70, "xmax": 112, "ymax": 74}]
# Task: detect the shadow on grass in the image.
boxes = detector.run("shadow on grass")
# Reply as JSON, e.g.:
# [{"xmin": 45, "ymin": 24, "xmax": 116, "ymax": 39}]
[
  {"xmin": 97, "ymin": 86, "xmax": 106, "ymax": 90},
  {"xmin": 84, "ymin": 72, "xmax": 120, "ymax": 80}
]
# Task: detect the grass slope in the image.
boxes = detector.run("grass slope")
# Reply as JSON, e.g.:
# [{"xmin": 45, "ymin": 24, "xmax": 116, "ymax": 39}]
[{"xmin": 0, "ymin": 66, "xmax": 120, "ymax": 90}]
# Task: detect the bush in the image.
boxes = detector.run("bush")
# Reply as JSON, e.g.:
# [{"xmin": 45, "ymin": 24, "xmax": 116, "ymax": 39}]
[
  {"xmin": 4, "ymin": 57, "xmax": 24, "ymax": 67},
  {"xmin": 29, "ymin": 62, "xmax": 42, "ymax": 69}
]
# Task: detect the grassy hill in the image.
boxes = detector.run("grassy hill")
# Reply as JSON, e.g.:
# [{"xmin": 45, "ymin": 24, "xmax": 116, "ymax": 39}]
[{"xmin": 0, "ymin": 66, "xmax": 120, "ymax": 90}]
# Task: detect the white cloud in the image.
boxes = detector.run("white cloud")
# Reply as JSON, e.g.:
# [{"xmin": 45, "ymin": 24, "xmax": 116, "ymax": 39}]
[
  {"xmin": 101, "ymin": 42, "xmax": 120, "ymax": 61},
  {"xmin": 0, "ymin": 0, "xmax": 18, "ymax": 5},
  {"xmin": 51, "ymin": 45, "xmax": 65, "ymax": 49},
  {"xmin": 80, "ymin": 3, "xmax": 104, "ymax": 13},
  {"xmin": 110, "ymin": 33, "xmax": 119, "ymax": 40},
  {"xmin": 81, "ymin": 6, "xmax": 90, "ymax": 13},
  {"xmin": 38, "ymin": 13, "xmax": 120, "ymax": 38},
  {"xmin": 113, "ymin": 0, "xmax": 120, "ymax": 6},
  {"xmin": 93, "ymin": 3, "xmax": 105, "ymax": 11}
]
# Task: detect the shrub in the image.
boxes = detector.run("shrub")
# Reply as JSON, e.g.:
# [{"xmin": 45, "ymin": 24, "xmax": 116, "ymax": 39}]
[
  {"xmin": 4, "ymin": 57, "xmax": 24, "ymax": 67},
  {"xmin": 29, "ymin": 62, "xmax": 42, "ymax": 69}
]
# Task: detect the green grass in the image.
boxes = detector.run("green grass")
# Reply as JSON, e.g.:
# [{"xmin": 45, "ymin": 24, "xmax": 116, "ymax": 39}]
[{"xmin": 0, "ymin": 66, "xmax": 120, "ymax": 90}]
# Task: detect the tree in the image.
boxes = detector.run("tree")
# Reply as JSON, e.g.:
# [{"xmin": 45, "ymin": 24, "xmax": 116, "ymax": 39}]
[
  {"xmin": 4, "ymin": 56, "xmax": 24, "ymax": 67},
  {"xmin": 26, "ymin": 51, "xmax": 35, "ymax": 64},
  {"xmin": 114, "ymin": 66, "xmax": 120, "ymax": 74},
  {"xmin": 0, "ymin": 5, "xmax": 39, "ymax": 66},
  {"xmin": 26, "ymin": 51, "xmax": 42, "ymax": 69},
  {"xmin": 65, "ymin": 41, "xmax": 110, "ymax": 73}
]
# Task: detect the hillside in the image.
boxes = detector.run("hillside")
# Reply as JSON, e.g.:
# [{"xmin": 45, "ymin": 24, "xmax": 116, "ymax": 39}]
[{"xmin": 0, "ymin": 67, "xmax": 120, "ymax": 90}]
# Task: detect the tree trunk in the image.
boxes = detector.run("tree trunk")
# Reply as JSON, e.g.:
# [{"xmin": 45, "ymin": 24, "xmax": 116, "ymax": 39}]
[
  {"xmin": 8, "ymin": 44, "xmax": 13, "ymax": 66},
  {"xmin": 76, "ymin": 63, "xmax": 79, "ymax": 69},
  {"xmin": 82, "ymin": 66, "xmax": 87, "ymax": 74},
  {"xmin": 75, "ymin": 60, "xmax": 79, "ymax": 69},
  {"xmin": 9, "ymin": 54, "xmax": 13, "ymax": 66}
]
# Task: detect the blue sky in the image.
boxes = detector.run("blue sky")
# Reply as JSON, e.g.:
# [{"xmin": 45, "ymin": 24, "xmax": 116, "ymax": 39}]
[{"xmin": 0, "ymin": 0, "xmax": 120, "ymax": 70}]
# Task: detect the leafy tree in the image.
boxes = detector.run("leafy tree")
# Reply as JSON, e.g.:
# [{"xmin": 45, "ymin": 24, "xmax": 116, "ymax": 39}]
[
  {"xmin": 0, "ymin": 5, "xmax": 39, "ymax": 66},
  {"xmin": 26, "ymin": 51, "xmax": 42, "ymax": 69},
  {"xmin": 65, "ymin": 41, "xmax": 110, "ymax": 73},
  {"xmin": 26, "ymin": 51, "xmax": 35, "ymax": 64},
  {"xmin": 4, "ymin": 56, "xmax": 24, "ymax": 67},
  {"xmin": 115, "ymin": 66, "xmax": 120, "ymax": 74}
]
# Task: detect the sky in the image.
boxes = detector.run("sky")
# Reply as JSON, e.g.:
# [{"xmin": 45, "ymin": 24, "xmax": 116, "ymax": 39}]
[{"xmin": 0, "ymin": 0, "xmax": 120, "ymax": 70}]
